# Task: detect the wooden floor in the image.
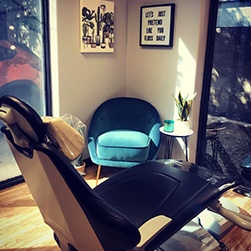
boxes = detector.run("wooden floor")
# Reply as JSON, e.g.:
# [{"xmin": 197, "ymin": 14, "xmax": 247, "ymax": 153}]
[{"xmin": 1, "ymin": 165, "xmax": 251, "ymax": 251}]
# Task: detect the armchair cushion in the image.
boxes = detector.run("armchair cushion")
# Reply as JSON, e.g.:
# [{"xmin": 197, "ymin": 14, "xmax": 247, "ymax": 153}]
[{"xmin": 97, "ymin": 130, "xmax": 150, "ymax": 161}]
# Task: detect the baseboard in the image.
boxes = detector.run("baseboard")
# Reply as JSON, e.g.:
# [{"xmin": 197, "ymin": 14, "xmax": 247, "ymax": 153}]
[{"xmin": 0, "ymin": 175, "xmax": 25, "ymax": 190}]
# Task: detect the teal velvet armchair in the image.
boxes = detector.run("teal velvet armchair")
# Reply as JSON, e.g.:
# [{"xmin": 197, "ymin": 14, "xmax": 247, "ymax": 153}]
[{"xmin": 88, "ymin": 97, "xmax": 161, "ymax": 184}]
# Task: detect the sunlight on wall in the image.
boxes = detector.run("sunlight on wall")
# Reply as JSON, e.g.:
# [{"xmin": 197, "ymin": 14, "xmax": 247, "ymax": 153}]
[
  {"xmin": 176, "ymin": 137, "xmax": 189, "ymax": 158},
  {"xmin": 49, "ymin": 0, "xmax": 60, "ymax": 117},
  {"xmin": 174, "ymin": 38, "xmax": 197, "ymax": 120},
  {"xmin": 173, "ymin": 38, "xmax": 197, "ymax": 156}
]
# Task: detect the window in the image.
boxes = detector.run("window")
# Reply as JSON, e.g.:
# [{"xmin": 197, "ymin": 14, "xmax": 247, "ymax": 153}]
[
  {"xmin": 197, "ymin": 0, "xmax": 251, "ymax": 187},
  {"xmin": 0, "ymin": 0, "xmax": 51, "ymax": 186}
]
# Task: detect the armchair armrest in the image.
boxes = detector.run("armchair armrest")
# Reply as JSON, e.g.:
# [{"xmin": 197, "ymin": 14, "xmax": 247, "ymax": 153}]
[{"xmin": 133, "ymin": 215, "xmax": 172, "ymax": 251}]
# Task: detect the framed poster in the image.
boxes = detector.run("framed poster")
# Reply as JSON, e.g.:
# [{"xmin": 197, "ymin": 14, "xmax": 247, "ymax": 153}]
[
  {"xmin": 140, "ymin": 4, "xmax": 175, "ymax": 47},
  {"xmin": 80, "ymin": 0, "xmax": 114, "ymax": 53}
]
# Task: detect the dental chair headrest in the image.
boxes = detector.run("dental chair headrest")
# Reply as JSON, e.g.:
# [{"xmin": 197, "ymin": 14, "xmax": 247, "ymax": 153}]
[
  {"xmin": 0, "ymin": 95, "xmax": 46, "ymax": 148},
  {"xmin": 42, "ymin": 116, "xmax": 85, "ymax": 161}
]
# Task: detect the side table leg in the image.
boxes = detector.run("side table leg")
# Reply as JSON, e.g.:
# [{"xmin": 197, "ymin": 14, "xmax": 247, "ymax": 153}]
[
  {"xmin": 165, "ymin": 136, "xmax": 174, "ymax": 159},
  {"xmin": 184, "ymin": 137, "xmax": 188, "ymax": 161},
  {"xmin": 164, "ymin": 136, "xmax": 168, "ymax": 159}
]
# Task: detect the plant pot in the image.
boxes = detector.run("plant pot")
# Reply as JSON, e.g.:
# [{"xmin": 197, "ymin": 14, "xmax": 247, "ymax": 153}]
[
  {"xmin": 87, "ymin": 36, "xmax": 91, "ymax": 44},
  {"xmin": 101, "ymin": 42, "xmax": 106, "ymax": 49},
  {"xmin": 95, "ymin": 35, "xmax": 101, "ymax": 46},
  {"xmin": 109, "ymin": 42, "xmax": 114, "ymax": 48},
  {"xmin": 174, "ymin": 120, "xmax": 190, "ymax": 134}
]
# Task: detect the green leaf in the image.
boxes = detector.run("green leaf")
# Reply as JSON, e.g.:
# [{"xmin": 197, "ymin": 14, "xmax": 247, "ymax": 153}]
[{"xmin": 172, "ymin": 91, "xmax": 196, "ymax": 121}]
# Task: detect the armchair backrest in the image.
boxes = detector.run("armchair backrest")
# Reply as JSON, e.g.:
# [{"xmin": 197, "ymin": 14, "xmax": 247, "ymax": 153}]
[
  {"xmin": 89, "ymin": 97, "xmax": 161, "ymax": 159},
  {"xmin": 0, "ymin": 95, "xmax": 140, "ymax": 250}
]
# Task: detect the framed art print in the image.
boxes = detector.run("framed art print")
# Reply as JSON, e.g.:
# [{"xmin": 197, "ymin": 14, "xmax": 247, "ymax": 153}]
[
  {"xmin": 140, "ymin": 4, "xmax": 175, "ymax": 47},
  {"xmin": 80, "ymin": 0, "xmax": 114, "ymax": 53}
]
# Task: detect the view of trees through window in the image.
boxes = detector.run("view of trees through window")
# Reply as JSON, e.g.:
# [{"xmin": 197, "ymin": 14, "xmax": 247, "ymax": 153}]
[
  {"xmin": 0, "ymin": 0, "xmax": 48, "ymax": 183},
  {"xmin": 200, "ymin": 0, "xmax": 251, "ymax": 188}
]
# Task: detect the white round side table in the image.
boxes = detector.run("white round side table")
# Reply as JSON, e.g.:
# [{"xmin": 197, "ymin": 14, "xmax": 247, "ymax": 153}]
[{"xmin": 159, "ymin": 126, "xmax": 194, "ymax": 161}]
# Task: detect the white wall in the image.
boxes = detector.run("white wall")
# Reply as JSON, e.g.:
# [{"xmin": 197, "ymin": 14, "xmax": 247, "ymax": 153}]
[
  {"xmin": 51, "ymin": 0, "xmax": 127, "ymax": 121},
  {"xmin": 126, "ymin": 0, "xmax": 210, "ymax": 161},
  {"xmin": 51, "ymin": 0, "xmax": 210, "ymax": 161}
]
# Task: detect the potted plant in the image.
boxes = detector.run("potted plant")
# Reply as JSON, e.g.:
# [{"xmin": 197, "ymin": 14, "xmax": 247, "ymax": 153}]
[
  {"xmin": 102, "ymin": 11, "xmax": 114, "ymax": 48},
  {"xmin": 172, "ymin": 91, "xmax": 197, "ymax": 133},
  {"xmin": 173, "ymin": 91, "xmax": 197, "ymax": 121},
  {"xmin": 82, "ymin": 7, "xmax": 95, "ymax": 46},
  {"xmin": 95, "ymin": 5, "xmax": 102, "ymax": 46}
]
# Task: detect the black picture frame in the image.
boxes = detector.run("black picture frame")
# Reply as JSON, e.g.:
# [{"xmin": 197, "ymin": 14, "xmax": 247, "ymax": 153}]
[{"xmin": 140, "ymin": 4, "xmax": 175, "ymax": 47}]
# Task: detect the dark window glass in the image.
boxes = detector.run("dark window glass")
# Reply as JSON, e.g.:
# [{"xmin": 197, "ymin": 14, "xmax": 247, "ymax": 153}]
[
  {"xmin": 198, "ymin": 0, "xmax": 251, "ymax": 188},
  {"xmin": 0, "ymin": 0, "xmax": 50, "ymax": 182}
]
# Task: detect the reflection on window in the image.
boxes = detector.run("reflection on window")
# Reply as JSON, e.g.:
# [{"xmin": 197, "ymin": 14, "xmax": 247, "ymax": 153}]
[
  {"xmin": 0, "ymin": 0, "xmax": 47, "ymax": 115},
  {"xmin": 0, "ymin": 0, "xmax": 48, "ymax": 183}
]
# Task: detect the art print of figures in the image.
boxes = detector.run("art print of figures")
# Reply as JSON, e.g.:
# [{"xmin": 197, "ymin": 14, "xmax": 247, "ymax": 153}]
[{"xmin": 80, "ymin": 0, "xmax": 114, "ymax": 53}]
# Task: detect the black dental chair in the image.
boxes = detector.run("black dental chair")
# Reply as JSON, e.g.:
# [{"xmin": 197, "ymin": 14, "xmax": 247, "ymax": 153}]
[{"xmin": 1, "ymin": 95, "xmax": 251, "ymax": 251}]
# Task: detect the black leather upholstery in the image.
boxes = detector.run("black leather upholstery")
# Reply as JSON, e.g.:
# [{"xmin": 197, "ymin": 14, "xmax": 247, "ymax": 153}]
[{"xmin": 95, "ymin": 159, "xmax": 237, "ymax": 250}]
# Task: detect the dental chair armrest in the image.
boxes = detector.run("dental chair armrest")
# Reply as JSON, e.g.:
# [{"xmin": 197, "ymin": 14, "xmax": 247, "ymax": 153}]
[
  {"xmin": 209, "ymin": 200, "xmax": 251, "ymax": 231},
  {"xmin": 132, "ymin": 215, "xmax": 172, "ymax": 251}
]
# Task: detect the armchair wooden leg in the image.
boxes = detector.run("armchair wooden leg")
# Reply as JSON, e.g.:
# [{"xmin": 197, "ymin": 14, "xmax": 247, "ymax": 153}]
[{"xmin": 96, "ymin": 165, "xmax": 102, "ymax": 186}]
